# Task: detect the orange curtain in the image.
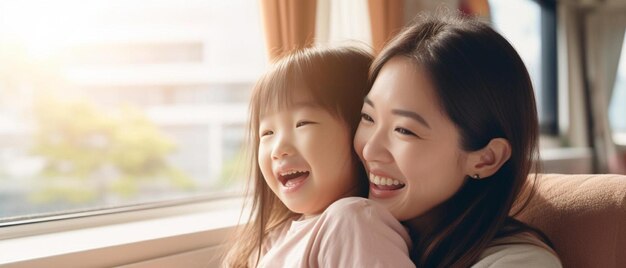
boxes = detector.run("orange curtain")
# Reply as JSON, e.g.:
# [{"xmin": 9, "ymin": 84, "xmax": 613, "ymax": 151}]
[
  {"xmin": 459, "ymin": 0, "xmax": 490, "ymax": 18},
  {"xmin": 367, "ymin": 0, "xmax": 404, "ymax": 54},
  {"xmin": 259, "ymin": 0, "xmax": 317, "ymax": 61}
]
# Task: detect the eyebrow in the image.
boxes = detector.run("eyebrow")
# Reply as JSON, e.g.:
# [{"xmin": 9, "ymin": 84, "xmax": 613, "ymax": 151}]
[
  {"xmin": 392, "ymin": 109, "xmax": 431, "ymax": 129},
  {"xmin": 292, "ymin": 101, "xmax": 321, "ymax": 108},
  {"xmin": 364, "ymin": 97, "xmax": 431, "ymax": 129}
]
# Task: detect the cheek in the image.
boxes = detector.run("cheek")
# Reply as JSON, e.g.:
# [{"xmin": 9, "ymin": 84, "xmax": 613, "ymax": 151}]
[
  {"xmin": 257, "ymin": 144, "xmax": 273, "ymax": 180},
  {"xmin": 316, "ymin": 130, "xmax": 353, "ymax": 168},
  {"xmin": 397, "ymin": 142, "xmax": 457, "ymax": 174},
  {"xmin": 398, "ymin": 145, "xmax": 467, "ymax": 198},
  {"xmin": 353, "ymin": 126, "xmax": 368, "ymax": 160},
  {"xmin": 394, "ymin": 147, "xmax": 422, "ymax": 178},
  {"xmin": 317, "ymin": 129, "xmax": 357, "ymax": 189}
]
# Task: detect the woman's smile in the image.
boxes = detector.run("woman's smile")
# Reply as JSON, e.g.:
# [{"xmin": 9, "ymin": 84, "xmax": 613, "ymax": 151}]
[{"xmin": 368, "ymin": 172, "xmax": 406, "ymax": 198}]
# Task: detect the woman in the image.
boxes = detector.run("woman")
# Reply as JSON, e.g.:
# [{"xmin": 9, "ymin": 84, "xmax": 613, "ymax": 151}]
[{"xmin": 354, "ymin": 12, "xmax": 562, "ymax": 267}]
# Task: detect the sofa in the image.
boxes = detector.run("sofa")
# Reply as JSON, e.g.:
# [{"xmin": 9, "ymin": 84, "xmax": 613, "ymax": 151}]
[{"xmin": 515, "ymin": 174, "xmax": 626, "ymax": 268}]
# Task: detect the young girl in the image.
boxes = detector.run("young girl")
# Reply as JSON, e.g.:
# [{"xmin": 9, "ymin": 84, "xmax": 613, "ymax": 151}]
[
  {"xmin": 224, "ymin": 47, "xmax": 415, "ymax": 267},
  {"xmin": 354, "ymin": 12, "xmax": 562, "ymax": 267}
]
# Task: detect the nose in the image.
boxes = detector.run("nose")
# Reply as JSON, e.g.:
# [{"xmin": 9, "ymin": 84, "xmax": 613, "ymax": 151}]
[
  {"xmin": 361, "ymin": 127, "xmax": 393, "ymax": 164},
  {"xmin": 271, "ymin": 134, "xmax": 295, "ymax": 160}
]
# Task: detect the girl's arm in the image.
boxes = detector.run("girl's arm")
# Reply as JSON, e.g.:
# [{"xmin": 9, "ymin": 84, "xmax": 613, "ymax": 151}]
[{"xmin": 312, "ymin": 197, "xmax": 416, "ymax": 268}]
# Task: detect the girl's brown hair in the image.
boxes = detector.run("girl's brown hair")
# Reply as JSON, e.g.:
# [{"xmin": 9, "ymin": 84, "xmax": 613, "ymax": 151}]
[
  {"xmin": 224, "ymin": 46, "xmax": 372, "ymax": 267},
  {"xmin": 370, "ymin": 11, "xmax": 550, "ymax": 267}
]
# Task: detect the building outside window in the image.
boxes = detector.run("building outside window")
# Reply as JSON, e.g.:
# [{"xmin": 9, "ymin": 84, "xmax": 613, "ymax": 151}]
[{"xmin": 0, "ymin": 0, "xmax": 266, "ymax": 221}]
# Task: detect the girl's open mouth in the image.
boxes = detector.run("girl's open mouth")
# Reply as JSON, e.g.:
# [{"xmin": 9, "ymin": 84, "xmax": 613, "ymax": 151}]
[{"xmin": 278, "ymin": 170, "xmax": 310, "ymax": 191}]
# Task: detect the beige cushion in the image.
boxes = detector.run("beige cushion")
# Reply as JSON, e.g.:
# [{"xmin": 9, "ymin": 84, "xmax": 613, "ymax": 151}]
[{"xmin": 515, "ymin": 174, "xmax": 626, "ymax": 268}]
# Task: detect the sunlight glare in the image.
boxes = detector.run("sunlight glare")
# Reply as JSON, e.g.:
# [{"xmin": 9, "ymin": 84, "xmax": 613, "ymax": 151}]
[{"xmin": 0, "ymin": 0, "xmax": 95, "ymax": 60}]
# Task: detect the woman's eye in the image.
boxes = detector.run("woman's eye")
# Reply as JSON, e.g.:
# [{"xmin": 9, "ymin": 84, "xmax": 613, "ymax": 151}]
[
  {"xmin": 296, "ymin": 121, "xmax": 316, "ymax": 128},
  {"xmin": 395, "ymin": 127, "xmax": 417, "ymax": 137},
  {"xmin": 360, "ymin": 113, "xmax": 374, "ymax": 122},
  {"xmin": 261, "ymin": 130, "xmax": 274, "ymax": 137}
]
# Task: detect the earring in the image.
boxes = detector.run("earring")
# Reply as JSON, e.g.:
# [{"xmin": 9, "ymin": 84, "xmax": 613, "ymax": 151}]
[{"xmin": 471, "ymin": 174, "xmax": 480, "ymax": 180}]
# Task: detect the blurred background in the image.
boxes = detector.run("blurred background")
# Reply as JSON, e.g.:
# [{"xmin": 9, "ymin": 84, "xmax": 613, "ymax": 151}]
[
  {"xmin": 0, "ymin": 0, "xmax": 265, "ymax": 220},
  {"xmin": 0, "ymin": 0, "xmax": 625, "ymax": 224}
]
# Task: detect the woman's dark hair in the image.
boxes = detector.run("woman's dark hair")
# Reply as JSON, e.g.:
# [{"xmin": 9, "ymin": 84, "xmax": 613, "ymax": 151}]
[{"xmin": 370, "ymin": 11, "xmax": 549, "ymax": 267}]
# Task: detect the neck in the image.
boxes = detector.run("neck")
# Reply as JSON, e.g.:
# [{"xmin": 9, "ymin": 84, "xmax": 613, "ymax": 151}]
[{"xmin": 404, "ymin": 206, "xmax": 448, "ymax": 245}]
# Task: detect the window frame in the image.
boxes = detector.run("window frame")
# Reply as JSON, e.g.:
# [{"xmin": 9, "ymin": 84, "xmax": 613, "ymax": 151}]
[
  {"xmin": 0, "ymin": 196, "xmax": 244, "ymax": 266},
  {"xmin": 536, "ymin": 0, "xmax": 559, "ymax": 135}
]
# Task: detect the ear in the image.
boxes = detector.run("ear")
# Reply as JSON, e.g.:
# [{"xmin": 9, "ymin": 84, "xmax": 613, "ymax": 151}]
[{"xmin": 465, "ymin": 138, "xmax": 511, "ymax": 179}]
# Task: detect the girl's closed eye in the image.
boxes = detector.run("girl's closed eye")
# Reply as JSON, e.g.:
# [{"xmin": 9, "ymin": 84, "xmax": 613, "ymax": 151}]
[
  {"xmin": 261, "ymin": 129, "xmax": 274, "ymax": 137},
  {"xmin": 296, "ymin": 120, "xmax": 318, "ymax": 128}
]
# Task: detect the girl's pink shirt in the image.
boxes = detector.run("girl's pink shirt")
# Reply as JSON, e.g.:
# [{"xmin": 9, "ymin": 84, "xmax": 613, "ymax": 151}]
[{"xmin": 257, "ymin": 197, "xmax": 415, "ymax": 268}]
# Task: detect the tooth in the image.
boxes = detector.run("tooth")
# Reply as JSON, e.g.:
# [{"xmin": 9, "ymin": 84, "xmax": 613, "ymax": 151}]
[
  {"xmin": 374, "ymin": 176, "xmax": 380, "ymax": 185},
  {"xmin": 385, "ymin": 178, "xmax": 392, "ymax": 185},
  {"xmin": 393, "ymin": 180, "xmax": 399, "ymax": 185}
]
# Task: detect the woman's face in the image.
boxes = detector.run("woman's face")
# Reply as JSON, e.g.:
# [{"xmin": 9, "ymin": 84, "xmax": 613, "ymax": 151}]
[{"xmin": 354, "ymin": 56, "xmax": 470, "ymax": 221}]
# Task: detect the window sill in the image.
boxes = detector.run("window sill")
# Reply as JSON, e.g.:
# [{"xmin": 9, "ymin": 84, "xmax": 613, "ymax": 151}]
[
  {"xmin": 0, "ymin": 145, "xmax": 594, "ymax": 267},
  {"xmin": 540, "ymin": 146, "xmax": 593, "ymax": 174},
  {"xmin": 0, "ymin": 197, "xmax": 244, "ymax": 267}
]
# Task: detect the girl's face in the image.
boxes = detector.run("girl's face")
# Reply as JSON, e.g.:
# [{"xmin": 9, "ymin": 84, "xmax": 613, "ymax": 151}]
[
  {"xmin": 354, "ymin": 56, "xmax": 470, "ymax": 221},
  {"xmin": 258, "ymin": 92, "xmax": 358, "ymax": 216}
]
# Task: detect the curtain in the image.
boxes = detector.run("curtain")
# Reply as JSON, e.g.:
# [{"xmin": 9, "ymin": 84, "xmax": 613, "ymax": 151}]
[
  {"xmin": 557, "ymin": 3, "xmax": 589, "ymax": 149},
  {"xmin": 367, "ymin": 0, "xmax": 404, "ymax": 53},
  {"xmin": 459, "ymin": 0, "xmax": 490, "ymax": 20},
  {"xmin": 259, "ymin": 0, "xmax": 317, "ymax": 61},
  {"xmin": 584, "ymin": 10, "xmax": 626, "ymax": 173}
]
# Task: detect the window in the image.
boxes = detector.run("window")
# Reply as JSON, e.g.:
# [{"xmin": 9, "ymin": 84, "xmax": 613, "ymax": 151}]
[
  {"xmin": 489, "ymin": 0, "xmax": 558, "ymax": 134},
  {"xmin": 0, "ymin": 0, "xmax": 266, "ymax": 223},
  {"xmin": 610, "ymin": 37, "xmax": 626, "ymax": 144}
]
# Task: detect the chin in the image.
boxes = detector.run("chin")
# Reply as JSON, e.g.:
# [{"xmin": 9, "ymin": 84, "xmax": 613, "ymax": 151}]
[{"xmin": 284, "ymin": 202, "xmax": 311, "ymax": 215}]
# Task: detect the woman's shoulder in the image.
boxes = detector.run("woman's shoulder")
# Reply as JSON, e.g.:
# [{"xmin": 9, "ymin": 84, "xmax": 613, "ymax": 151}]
[{"xmin": 473, "ymin": 232, "xmax": 562, "ymax": 268}]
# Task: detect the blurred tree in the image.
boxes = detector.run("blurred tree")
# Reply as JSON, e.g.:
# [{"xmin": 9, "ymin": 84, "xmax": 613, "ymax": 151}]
[
  {"xmin": 30, "ymin": 98, "xmax": 194, "ymax": 203},
  {"xmin": 218, "ymin": 146, "xmax": 246, "ymax": 188}
]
